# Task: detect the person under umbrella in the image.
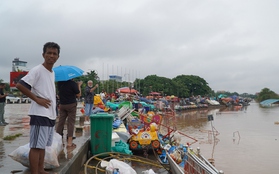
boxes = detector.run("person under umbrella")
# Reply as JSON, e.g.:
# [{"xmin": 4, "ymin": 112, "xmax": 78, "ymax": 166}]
[{"xmin": 56, "ymin": 79, "xmax": 83, "ymax": 148}]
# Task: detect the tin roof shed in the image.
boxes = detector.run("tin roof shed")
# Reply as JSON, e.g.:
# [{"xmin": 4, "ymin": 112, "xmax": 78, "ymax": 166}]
[{"xmin": 260, "ymin": 99, "xmax": 279, "ymax": 107}]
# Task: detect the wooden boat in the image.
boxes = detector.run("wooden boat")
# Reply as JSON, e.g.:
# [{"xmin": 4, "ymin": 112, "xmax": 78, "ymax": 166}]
[
  {"xmin": 156, "ymin": 109, "xmax": 224, "ymax": 174},
  {"xmin": 92, "ymin": 102, "xmax": 224, "ymax": 174},
  {"xmin": 156, "ymin": 131, "xmax": 224, "ymax": 174},
  {"xmin": 165, "ymin": 145, "xmax": 224, "ymax": 174}
]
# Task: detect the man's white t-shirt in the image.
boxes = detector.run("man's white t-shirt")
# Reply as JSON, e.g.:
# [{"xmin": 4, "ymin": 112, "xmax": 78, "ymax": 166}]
[
  {"xmin": 21, "ymin": 64, "xmax": 57, "ymax": 120},
  {"xmin": 100, "ymin": 92, "xmax": 105, "ymax": 100}
]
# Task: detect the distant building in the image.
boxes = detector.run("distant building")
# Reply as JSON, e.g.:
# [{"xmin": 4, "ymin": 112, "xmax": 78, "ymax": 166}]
[
  {"xmin": 109, "ymin": 75, "xmax": 122, "ymax": 82},
  {"xmin": 10, "ymin": 58, "xmax": 29, "ymax": 89},
  {"xmin": 12, "ymin": 58, "xmax": 29, "ymax": 72}
]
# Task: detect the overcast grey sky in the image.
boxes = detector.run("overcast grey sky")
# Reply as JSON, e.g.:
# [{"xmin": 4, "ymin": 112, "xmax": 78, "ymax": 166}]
[{"xmin": 1, "ymin": 0, "xmax": 278, "ymax": 94}]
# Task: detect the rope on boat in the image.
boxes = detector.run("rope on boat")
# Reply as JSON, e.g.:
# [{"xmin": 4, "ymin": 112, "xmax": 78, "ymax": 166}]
[
  {"xmin": 84, "ymin": 152, "xmax": 167, "ymax": 174},
  {"xmin": 158, "ymin": 122, "xmax": 198, "ymax": 145}
]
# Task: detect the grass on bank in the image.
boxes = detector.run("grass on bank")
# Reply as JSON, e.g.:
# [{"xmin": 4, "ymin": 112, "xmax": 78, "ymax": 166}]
[{"xmin": 3, "ymin": 133, "xmax": 22, "ymax": 140}]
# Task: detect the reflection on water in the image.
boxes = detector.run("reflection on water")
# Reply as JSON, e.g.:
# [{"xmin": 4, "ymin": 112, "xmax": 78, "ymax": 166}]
[
  {"xmin": 0, "ymin": 104, "xmax": 31, "ymax": 170},
  {"xmin": 2, "ymin": 104, "xmax": 30, "ymax": 137}
]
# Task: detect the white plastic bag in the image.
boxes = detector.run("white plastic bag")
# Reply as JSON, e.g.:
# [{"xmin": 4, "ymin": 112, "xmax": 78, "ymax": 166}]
[
  {"xmin": 142, "ymin": 169, "xmax": 156, "ymax": 174},
  {"xmin": 8, "ymin": 132, "xmax": 63, "ymax": 169},
  {"xmin": 105, "ymin": 159, "xmax": 137, "ymax": 174}
]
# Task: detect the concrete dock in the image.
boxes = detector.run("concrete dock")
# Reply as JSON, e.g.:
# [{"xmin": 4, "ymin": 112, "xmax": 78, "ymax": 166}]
[{"xmin": 0, "ymin": 103, "xmax": 91, "ymax": 174}]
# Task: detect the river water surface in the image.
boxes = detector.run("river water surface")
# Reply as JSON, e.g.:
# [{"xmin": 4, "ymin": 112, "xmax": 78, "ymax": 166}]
[
  {"xmin": 1, "ymin": 101, "xmax": 279, "ymax": 174},
  {"xmin": 169, "ymin": 101, "xmax": 279, "ymax": 174}
]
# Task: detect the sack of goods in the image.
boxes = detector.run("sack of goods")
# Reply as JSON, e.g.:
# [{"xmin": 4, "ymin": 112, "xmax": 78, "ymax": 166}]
[{"xmin": 8, "ymin": 132, "xmax": 63, "ymax": 169}]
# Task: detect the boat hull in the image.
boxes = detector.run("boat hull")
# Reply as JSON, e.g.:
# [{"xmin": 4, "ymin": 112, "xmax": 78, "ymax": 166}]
[
  {"xmin": 166, "ymin": 148, "xmax": 221, "ymax": 174},
  {"xmin": 166, "ymin": 152, "xmax": 184, "ymax": 174}
]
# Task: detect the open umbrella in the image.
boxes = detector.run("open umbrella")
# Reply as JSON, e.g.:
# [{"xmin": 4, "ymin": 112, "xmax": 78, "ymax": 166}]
[{"xmin": 53, "ymin": 65, "xmax": 84, "ymax": 81}]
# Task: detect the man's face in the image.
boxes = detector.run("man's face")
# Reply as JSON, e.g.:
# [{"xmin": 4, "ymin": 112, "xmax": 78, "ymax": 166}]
[
  {"xmin": 88, "ymin": 82, "xmax": 93, "ymax": 87},
  {"xmin": 42, "ymin": 47, "xmax": 59, "ymax": 65}
]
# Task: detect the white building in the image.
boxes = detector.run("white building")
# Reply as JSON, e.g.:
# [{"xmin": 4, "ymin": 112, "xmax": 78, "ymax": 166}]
[{"xmin": 12, "ymin": 58, "xmax": 29, "ymax": 72}]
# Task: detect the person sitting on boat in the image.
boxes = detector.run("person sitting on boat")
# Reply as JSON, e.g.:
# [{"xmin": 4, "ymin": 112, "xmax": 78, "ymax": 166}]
[{"xmin": 100, "ymin": 90, "xmax": 107, "ymax": 104}]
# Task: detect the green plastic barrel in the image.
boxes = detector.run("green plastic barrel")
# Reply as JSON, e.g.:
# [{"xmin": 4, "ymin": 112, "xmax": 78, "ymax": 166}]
[{"xmin": 90, "ymin": 113, "xmax": 114, "ymax": 155}]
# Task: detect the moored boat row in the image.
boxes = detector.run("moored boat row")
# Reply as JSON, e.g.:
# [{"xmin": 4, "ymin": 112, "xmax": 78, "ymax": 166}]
[{"xmin": 83, "ymin": 97, "xmax": 225, "ymax": 173}]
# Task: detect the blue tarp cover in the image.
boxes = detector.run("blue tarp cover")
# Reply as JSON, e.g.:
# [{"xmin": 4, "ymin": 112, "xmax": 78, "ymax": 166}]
[{"xmin": 260, "ymin": 99, "xmax": 279, "ymax": 106}]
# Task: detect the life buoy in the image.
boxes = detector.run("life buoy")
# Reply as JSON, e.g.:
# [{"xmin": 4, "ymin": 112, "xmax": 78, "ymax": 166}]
[
  {"xmin": 129, "ymin": 141, "xmax": 138, "ymax": 149},
  {"xmin": 151, "ymin": 140, "xmax": 160, "ymax": 149}
]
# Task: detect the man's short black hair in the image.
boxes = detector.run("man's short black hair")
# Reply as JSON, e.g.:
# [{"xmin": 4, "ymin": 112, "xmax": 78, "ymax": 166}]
[{"xmin": 43, "ymin": 42, "xmax": 60, "ymax": 55}]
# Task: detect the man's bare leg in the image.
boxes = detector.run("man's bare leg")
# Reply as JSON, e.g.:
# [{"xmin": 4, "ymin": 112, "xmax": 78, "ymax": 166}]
[
  {"xmin": 38, "ymin": 149, "xmax": 49, "ymax": 174},
  {"xmin": 29, "ymin": 148, "xmax": 40, "ymax": 174},
  {"xmin": 29, "ymin": 148, "xmax": 49, "ymax": 174}
]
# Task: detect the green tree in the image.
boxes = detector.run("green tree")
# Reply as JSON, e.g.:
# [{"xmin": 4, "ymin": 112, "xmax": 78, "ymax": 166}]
[
  {"xmin": 75, "ymin": 70, "xmax": 99, "ymax": 96},
  {"xmin": 139, "ymin": 75, "xmax": 175, "ymax": 96},
  {"xmin": 101, "ymin": 79, "xmax": 123, "ymax": 94},
  {"xmin": 256, "ymin": 88, "xmax": 279, "ymax": 102},
  {"xmin": 134, "ymin": 74, "xmax": 213, "ymax": 98},
  {"xmin": 0, "ymin": 79, "xmax": 10, "ymax": 92},
  {"xmin": 69, "ymin": 71, "xmax": 258, "ymax": 99},
  {"xmin": 172, "ymin": 75, "xmax": 211, "ymax": 97}
]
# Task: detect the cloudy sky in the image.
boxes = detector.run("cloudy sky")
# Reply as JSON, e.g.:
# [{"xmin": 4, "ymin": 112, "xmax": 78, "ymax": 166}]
[{"xmin": 1, "ymin": 0, "xmax": 278, "ymax": 94}]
